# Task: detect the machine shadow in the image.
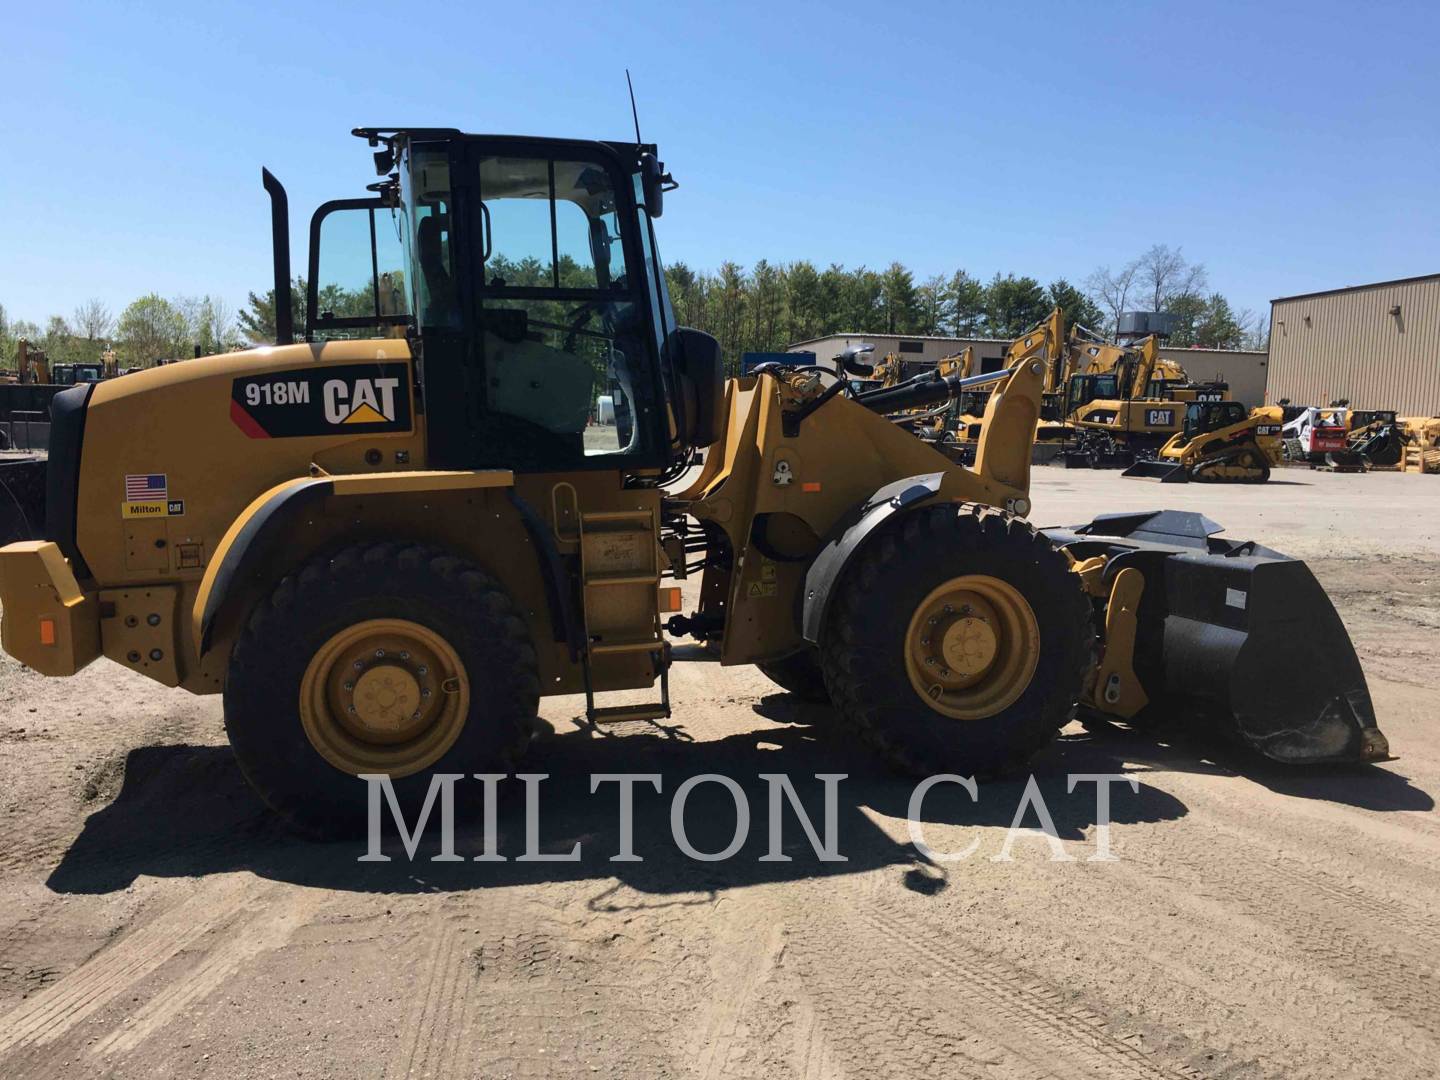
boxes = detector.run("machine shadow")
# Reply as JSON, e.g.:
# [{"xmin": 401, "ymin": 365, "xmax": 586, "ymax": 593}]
[
  {"xmin": 1075, "ymin": 715, "xmax": 1434, "ymax": 812},
  {"xmin": 48, "ymin": 708, "xmax": 1187, "ymax": 898}
]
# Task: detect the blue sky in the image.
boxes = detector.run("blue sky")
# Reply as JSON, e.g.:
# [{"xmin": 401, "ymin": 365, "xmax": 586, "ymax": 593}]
[{"xmin": 4, "ymin": 0, "xmax": 1437, "ymax": 332}]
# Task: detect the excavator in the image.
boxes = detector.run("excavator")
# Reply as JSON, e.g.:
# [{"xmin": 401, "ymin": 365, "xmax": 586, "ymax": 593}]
[
  {"xmin": 1063, "ymin": 332, "xmax": 1232, "ymax": 467},
  {"xmin": 0, "ymin": 126, "xmax": 1388, "ymax": 834}
]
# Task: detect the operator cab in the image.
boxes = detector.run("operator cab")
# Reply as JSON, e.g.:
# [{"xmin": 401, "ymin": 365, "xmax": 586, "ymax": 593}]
[
  {"xmin": 1065, "ymin": 372, "xmax": 1119, "ymax": 413},
  {"xmin": 290, "ymin": 128, "xmax": 718, "ymax": 477},
  {"xmin": 1181, "ymin": 400, "xmax": 1247, "ymax": 442}
]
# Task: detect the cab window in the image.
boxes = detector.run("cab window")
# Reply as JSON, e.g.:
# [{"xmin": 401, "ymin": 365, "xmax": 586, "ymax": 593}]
[
  {"xmin": 307, "ymin": 201, "xmax": 411, "ymax": 340},
  {"xmin": 477, "ymin": 155, "xmax": 644, "ymax": 458}
]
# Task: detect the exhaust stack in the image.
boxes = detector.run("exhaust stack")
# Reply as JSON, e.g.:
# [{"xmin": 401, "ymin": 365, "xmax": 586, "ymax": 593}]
[{"xmin": 262, "ymin": 168, "xmax": 293, "ymax": 346}]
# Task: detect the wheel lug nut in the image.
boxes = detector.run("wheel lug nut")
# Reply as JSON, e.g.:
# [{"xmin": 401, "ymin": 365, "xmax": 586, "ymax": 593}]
[
  {"xmin": 344, "ymin": 681, "xmax": 354, "ymax": 691},
  {"xmin": 353, "ymin": 660, "xmax": 363, "ymax": 670},
  {"xmin": 400, "ymin": 650, "xmax": 410, "ymax": 660},
  {"xmin": 375, "ymin": 649, "xmax": 385, "ymax": 658},
  {"xmin": 347, "ymin": 705, "xmax": 357, "ymax": 714},
  {"xmin": 421, "ymin": 688, "xmax": 432, "ymax": 698},
  {"xmin": 417, "ymin": 665, "xmax": 428, "ymax": 676},
  {"xmin": 943, "ymin": 604, "xmax": 953, "ymax": 614}
]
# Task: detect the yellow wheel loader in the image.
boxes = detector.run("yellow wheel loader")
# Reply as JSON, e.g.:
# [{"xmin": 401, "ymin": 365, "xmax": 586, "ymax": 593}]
[
  {"xmin": 1122, "ymin": 401, "xmax": 1271, "ymax": 483},
  {"xmin": 0, "ymin": 128, "xmax": 1388, "ymax": 834}
]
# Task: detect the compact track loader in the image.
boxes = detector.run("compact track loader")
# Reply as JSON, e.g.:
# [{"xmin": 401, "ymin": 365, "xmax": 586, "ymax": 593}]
[
  {"xmin": 0, "ymin": 128, "xmax": 1388, "ymax": 833},
  {"xmin": 1122, "ymin": 400, "xmax": 1271, "ymax": 483}
]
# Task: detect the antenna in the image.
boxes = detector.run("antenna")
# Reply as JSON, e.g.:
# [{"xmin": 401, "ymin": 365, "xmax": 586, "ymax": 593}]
[{"xmin": 626, "ymin": 69, "xmax": 643, "ymax": 146}]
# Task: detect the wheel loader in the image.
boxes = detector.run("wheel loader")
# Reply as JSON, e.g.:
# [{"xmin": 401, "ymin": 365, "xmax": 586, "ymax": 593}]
[
  {"xmin": 0, "ymin": 127, "xmax": 1389, "ymax": 834},
  {"xmin": 1122, "ymin": 400, "xmax": 1271, "ymax": 483}
]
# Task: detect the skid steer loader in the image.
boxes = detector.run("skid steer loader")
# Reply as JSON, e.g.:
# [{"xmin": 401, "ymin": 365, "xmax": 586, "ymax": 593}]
[
  {"xmin": 1122, "ymin": 400, "xmax": 1271, "ymax": 483},
  {"xmin": 0, "ymin": 128, "xmax": 1388, "ymax": 833}
]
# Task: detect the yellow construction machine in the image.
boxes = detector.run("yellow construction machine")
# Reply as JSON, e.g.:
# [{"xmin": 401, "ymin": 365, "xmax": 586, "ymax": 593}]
[
  {"xmin": 1122, "ymin": 400, "xmax": 1271, "ymax": 483},
  {"xmin": 14, "ymin": 340, "xmax": 51, "ymax": 385},
  {"xmin": 0, "ymin": 127, "xmax": 1389, "ymax": 834},
  {"xmin": 1062, "ymin": 330, "xmax": 1234, "ymax": 468}
]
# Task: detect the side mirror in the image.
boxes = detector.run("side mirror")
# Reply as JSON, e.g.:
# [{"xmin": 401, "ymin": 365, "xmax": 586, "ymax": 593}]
[
  {"xmin": 667, "ymin": 327, "xmax": 723, "ymax": 448},
  {"xmin": 640, "ymin": 153, "xmax": 671, "ymax": 219},
  {"xmin": 837, "ymin": 343, "xmax": 875, "ymax": 376}
]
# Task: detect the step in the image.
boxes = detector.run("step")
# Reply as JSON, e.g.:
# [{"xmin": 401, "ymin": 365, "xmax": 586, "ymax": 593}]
[
  {"xmin": 589, "ymin": 636, "xmax": 665, "ymax": 656},
  {"xmin": 583, "ymin": 571, "xmax": 661, "ymax": 587},
  {"xmin": 588, "ymin": 703, "xmax": 672, "ymax": 724},
  {"xmin": 581, "ymin": 510, "xmax": 655, "ymax": 526}
]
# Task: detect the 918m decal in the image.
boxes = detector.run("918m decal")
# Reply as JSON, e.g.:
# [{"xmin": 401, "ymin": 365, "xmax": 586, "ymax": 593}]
[{"xmin": 230, "ymin": 363, "xmax": 412, "ymax": 438}]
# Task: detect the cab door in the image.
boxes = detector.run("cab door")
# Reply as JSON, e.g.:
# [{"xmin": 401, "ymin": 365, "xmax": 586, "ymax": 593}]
[{"xmin": 418, "ymin": 138, "xmax": 668, "ymax": 474}]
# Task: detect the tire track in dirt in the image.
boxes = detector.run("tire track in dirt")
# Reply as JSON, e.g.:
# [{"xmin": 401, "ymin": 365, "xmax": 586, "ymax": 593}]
[
  {"xmin": 462, "ymin": 919, "xmax": 691, "ymax": 1077},
  {"xmin": 0, "ymin": 876, "xmax": 258, "ymax": 1056},
  {"xmin": 388, "ymin": 886, "xmax": 712, "ymax": 1079},
  {"xmin": 858, "ymin": 896, "xmax": 1206, "ymax": 1079},
  {"xmin": 776, "ymin": 873, "xmax": 1208, "ymax": 1080},
  {"xmin": 1118, "ymin": 823, "xmax": 1440, "ymax": 1053},
  {"xmin": 691, "ymin": 905, "xmax": 788, "ymax": 1080},
  {"xmin": 388, "ymin": 916, "xmax": 472, "ymax": 1079},
  {"xmin": 89, "ymin": 885, "xmax": 318, "ymax": 1057},
  {"xmin": 1156, "ymin": 766, "xmax": 1440, "ymax": 884},
  {"xmin": 0, "ymin": 907, "xmax": 68, "ymax": 1005}
]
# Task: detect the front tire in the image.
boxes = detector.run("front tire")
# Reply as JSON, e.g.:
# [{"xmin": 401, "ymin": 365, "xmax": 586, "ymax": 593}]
[
  {"xmin": 224, "ymin": 542, "xmax": 539, "ymax": 836},
  {"xmin": 821, "ymin": 505, "xmax": 1092, "ymax": 777}
]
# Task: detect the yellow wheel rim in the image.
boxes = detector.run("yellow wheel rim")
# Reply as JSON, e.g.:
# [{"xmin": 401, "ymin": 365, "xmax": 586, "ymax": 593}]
[
  {"xmin": 903, "ymin": 575, "xmax": 1041, "ymax": 720},
  {"xmin": 299, "ymin": 618, "xmax": 470, "ymax": 777}
]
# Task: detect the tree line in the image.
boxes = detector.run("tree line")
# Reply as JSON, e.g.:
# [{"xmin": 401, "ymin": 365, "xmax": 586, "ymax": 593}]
[
  {"xmin": 667, "ymin": 244, "xmax": 1267, "ymax": 375},
  {"xmin": 4, "ymin": 243, "xmax": 1267, "ymax": 372},
  {"xmin": 0, "ymin": 294, "xmax": 243, "ymax": 369}
]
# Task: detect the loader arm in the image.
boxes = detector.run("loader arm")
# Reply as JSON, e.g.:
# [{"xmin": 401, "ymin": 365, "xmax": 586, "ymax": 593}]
[{"xmin": 972, "ymin": 321, "xmax": 1055, "ymax": 492}]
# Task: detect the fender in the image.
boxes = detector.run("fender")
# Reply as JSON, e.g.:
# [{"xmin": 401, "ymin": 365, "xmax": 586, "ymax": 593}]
[
  {"xmin": 192, "ymin": 469, "xmax": 577, "ymax": 659},
  {"xmin": 800, "ymin": 472, "xmax": 944, "ymax": 644}
]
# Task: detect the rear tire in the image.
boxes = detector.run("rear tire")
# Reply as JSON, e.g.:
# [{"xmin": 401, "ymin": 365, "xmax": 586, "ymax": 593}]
[
  {"xmin": 821, "ymin": 505, "xmax": 1092, "ymax": 777},
  {"xmin": 757, "ymin": 649, "xmax": 829, "ymax": 702},
  {"xmin": 224, "ymin": 542, "xmax": 539, "ymax": 837}
]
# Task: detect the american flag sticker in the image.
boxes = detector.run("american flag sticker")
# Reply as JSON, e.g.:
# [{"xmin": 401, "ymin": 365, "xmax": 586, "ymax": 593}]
[{"xmin": 124, "ymin": 473, "xmax": 168, "ymax": 502}]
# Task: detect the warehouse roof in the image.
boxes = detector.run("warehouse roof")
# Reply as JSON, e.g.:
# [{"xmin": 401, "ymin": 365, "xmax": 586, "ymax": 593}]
[
  {"xmin": 1272, "ymin": 272, "xmax": 1440, "ymax": 305},
  {"xmin": 789, "ymin": 332, "xmax": 1016, "ymax": 348}
]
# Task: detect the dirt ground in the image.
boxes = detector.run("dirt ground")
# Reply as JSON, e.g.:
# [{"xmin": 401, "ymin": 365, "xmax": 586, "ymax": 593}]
[{"xmin": 1, "ymin": 465, "xmax": 1437, "ymax": 1079}]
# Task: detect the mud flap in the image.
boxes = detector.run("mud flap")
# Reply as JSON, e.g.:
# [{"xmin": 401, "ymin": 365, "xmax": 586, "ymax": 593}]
[
  {"xmin": 1045, "ymin": 510, "xmax": 1389, "ymax": 764},
  {"xmin": 1122, "ymin": 459, "xmax": 1188, "ymax": 483}
]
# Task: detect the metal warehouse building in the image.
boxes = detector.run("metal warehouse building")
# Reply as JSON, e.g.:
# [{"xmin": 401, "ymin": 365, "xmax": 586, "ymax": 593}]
[
  {"xmin": 1269, "ymin": 274, "xmax": 1440, "ymax": 415},
  {"xmin": 789, "ymin": 334, "xmax": 1271, "ymax": 408}
]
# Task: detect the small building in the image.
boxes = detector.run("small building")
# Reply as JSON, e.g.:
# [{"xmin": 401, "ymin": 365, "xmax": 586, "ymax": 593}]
[
  {"xmin": 1269, "ymin": 274, "xmax": 1440, "ymax": 415},
  {"xmin": 788, "ymin": 334, "xmax": 1015, "ymax": 375},
  {"xmin": 790, "ymin": 333, "xmax": 1270, "ymax": 408},
  {"xmin": 1157, "ymin": 346, "xmax": 1269, "ymax": 410}
]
